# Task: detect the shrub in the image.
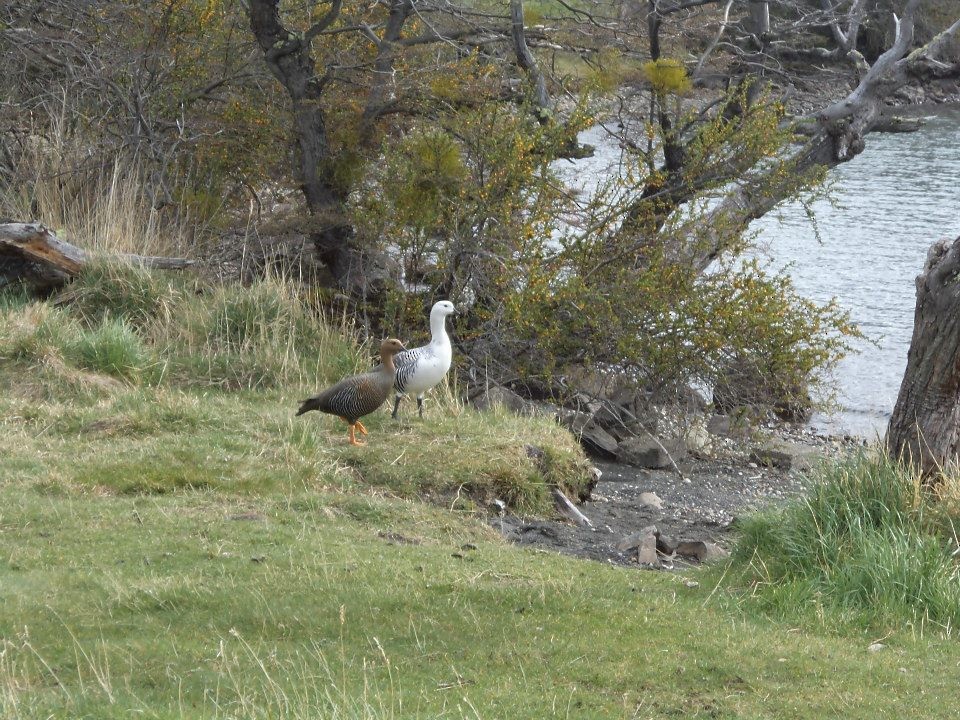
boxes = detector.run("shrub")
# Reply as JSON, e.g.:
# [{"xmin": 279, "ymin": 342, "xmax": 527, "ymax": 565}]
[{"xmin": 726, "ymin": 454, "xmax": 960, "ymax": 635}]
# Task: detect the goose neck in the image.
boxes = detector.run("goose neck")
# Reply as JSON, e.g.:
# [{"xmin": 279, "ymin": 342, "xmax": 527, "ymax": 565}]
[
  {"xmin": 429, "ymin": 312, "xmax": 450, "ymax": 344},
  {"xmin": 381, "ymin": 352, "xmax": 397, "ymax": 373}
]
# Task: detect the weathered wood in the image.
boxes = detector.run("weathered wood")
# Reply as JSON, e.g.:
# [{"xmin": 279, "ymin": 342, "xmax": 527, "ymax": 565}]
[
  {"xmin": 551, "ymin": 487, "xmax": 593, "ymax": 528},
  {"xmin": 628, "ymin": 2, "xmax": 960, "ymax": 274},
  {"xmin": 0, "ymin": 222, "xmax": 193, "ymax": 292},
  {"xmin": 0, "ymin": 223, "xmax": 86, "ymax": 273},
  {"xmin": 886, "ymin": 236, "xmax": 960, "ymax": 478}
]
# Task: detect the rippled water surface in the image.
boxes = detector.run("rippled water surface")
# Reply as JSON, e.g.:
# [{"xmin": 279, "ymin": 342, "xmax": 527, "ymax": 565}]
[
  {"xmin": 561, "ymin": 108, "xmax": 960, "ymax": 437},
  {"xmin": 750, "ymin": 107, "xmax": 960, "ymax": 437}
]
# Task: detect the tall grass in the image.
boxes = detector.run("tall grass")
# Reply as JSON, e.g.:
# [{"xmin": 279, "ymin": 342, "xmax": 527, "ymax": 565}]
[
  {"xmin": 0, "ymin": 629, "xmax": 406, "ymax": 720},
  {"xmin": 1, "ymin": 265, "xmax": 362, "ymax": 392},
  {"xmin": 0, "ymin": 96, "xmax": 191, "ymax": 258},
  {"xmin": 725, "ymin": 453, "xmax": 960, "ymax": 636}
]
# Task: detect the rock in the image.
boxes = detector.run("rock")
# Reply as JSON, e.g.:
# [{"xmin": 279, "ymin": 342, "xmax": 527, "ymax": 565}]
[
  {"xmin": 608, "ymin": 384, "xmax": 644, "ymax": 416},
  {"xmin": 656, "ymin": 534, "xmax": 677, "ymax": 555},
  {"xmin": 558, "ymin": 409, "xmax": 619, "ymax": 458},
  {"xmin": 471, "ymin": 385, "xmax": 535, "ymax": 415},
  {"xmin": 615, "ymin": 525, "xmax": 661, "ymax": 567},
  {"xmin": 580, "ymin": 421, "xmax": 619, "ymax": 458},
  {"xmin": 749, "ymin": 440, "xmax": 821, "ymax": 472},
  {"xmin": 674, "ymin": 540, "xmax": 729, "ymax": 563},
  {"xmin": 867, "ymin": 642, "xmax": 886, "ymax": 653},
  {"xmin": 683, "ymin": 423, "xmax": 712, "ymax": 454},
  {"xmin": 616, "ymin": 436, "xmax": 685, "ymax": 469},
  {"xmin": 637, "ymin": 491, "xmax": 664, "ymax": 510},
  {"xmin": 562, "ymin": 365, "xmax": 616, "ymax": 400},
  {"xmin": 616, "ymin": 525, "xmax": 659, "ymax": 552},
  {"xmin": 591, "ymin": 401, "xmax": 631, "ymax": 441},
  {"xmin": 893, "ymin": 85, "xmax": 925, "ymax": 104},
  {"xmin": 706, "ymin": 413, "xmax": 750, "ymax": 439},
  {"xmin": 636, "ymin": 535, "xmax": 660, "ymax": 567}
]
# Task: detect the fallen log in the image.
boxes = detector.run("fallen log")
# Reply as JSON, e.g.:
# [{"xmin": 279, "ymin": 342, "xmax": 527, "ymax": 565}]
[{"xmin": 0, "ymin": 222, "xmax": 193, "ymax": 292}]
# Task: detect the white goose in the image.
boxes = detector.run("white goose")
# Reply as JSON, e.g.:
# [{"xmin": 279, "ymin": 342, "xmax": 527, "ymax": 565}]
[{"xmin": 386, "ymin": 300, "xmax": 456, "ymax": 419}]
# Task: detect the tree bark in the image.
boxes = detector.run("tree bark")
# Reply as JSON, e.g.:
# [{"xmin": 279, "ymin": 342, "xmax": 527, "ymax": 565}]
[
  {"xmin": 361, "ymin": 0, "xmax": 414, "ymax": 139},
  {"xmin": 748, "ymin": 1, "xmax": 769, "ymax": 37},
  {"xmin": 246, "ymin": 0, "xmax": 378, "ymax": 294},
  {"xmin": 510, "ymin": 0, "xmax": 552, "ymax": 120},
  {"xmin": 886, "ymin": 236, "xmax": 960, "ymax": 478}
]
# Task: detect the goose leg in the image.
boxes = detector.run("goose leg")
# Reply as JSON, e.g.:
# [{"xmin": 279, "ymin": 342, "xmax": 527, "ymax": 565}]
[
  {"xmin": 355, "ymin": 420, "xmax": 368, "ymax": 435},
  {"xmin": 417, "ymin": 395, "xmax": 425, "ymax": 418},
  {"xmin": 348, "ymin": 424, "xmax": 366, "ymax": 446},
  {"xmin": 391, "ymin": 394, "xmax": 403, "ymax": 419}
]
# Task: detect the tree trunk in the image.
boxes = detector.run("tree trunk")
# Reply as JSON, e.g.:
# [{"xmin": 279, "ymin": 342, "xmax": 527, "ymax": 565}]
[
  {"xmin": 748, "ymin": 1, "xmax": 769, "ymax": 37},
  {"xmin": 886, "ymin": 236, "xmax": 960, "ymax": 478},
  {"xmin": 247, "ymin": 0, "xmax": 382, "ymax": 296},
  {"xmin": 510, "ymin": 0, "xmax": 552, "ymax": 120},
  {"xmin": 361, "ymin": 0, "xmax": 414, "ymax": 139}
]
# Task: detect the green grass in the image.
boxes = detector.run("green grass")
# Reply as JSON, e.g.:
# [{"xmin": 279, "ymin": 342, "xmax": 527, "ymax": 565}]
[
  {"xmin": 0, "ymin": 269, "xmax": 592, "ymax": 509},
  {"xmin": 2, "ymin": 474, "xmax": 960, "ymax": 718},
  {"xmin": 3, "ymin": 276, "xmax": 960, "ymax": 717},
  {"xmin": 720, "ymin": 454, "xmax": 960, "ymax": 636}
]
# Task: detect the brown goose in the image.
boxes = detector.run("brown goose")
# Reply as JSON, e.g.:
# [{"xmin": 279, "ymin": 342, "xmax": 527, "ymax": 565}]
[{"xmin": 295, "ymin": 338, "xmax": 406, "ymax": 445}]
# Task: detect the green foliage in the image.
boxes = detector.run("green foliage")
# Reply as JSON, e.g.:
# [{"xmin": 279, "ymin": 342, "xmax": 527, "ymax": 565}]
[
  {"xmin": 723, "ymin": 454, "xmax": 960, "ymax": 636},
  {"xmin": 588, "ymin": 48, "xmax": 628, "ymax": 93},
  {"xmin": 359, "ymin": 101, "xmax": 590, "ymax": 338},
  {"xmin": 382, "ymin": 127, "xmax": 467, "ymax": 231},
  {"xmin": 0, "ymin": 287, "xmax": 30, "ymax": 312},
  {"xmin": 642, "ymin": 58, "xmax": 691, "ymax": 95},
  {"xmin": 359, "ymin": 86, "xmax": 854, "ymax": 414}
]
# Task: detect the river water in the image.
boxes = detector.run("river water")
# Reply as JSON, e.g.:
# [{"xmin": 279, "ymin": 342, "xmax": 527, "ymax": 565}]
[
  {"xmin": 560, "ymin": 107, "xmax": 960, "ymax": 438},
  {"xmin": 750, "ymin": 107, "xmax": 960, "ymax": 437}
]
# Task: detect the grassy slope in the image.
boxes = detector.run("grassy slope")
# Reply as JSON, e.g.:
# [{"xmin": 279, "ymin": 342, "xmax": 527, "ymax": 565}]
[
  {"xmin": 1, "ymin": 282, "xmax": 958, "ymax": 718},
  {"xmin": 2, "ymin": 474, "xmax": 959, "ymax": 719}
]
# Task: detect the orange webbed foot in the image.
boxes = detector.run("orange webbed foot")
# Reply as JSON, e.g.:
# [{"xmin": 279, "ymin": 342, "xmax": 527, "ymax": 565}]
[{"xmin": 348, "ymin": 425, "xmax": 367, "ymax": 446}]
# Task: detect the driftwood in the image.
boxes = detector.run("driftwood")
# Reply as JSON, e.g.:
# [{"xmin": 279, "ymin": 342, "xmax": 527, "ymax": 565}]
[
  {"xmin": 551, "ymin": 487, "xmax": 593, "ymax": 528},
  {"xmin": 0, "ymin": 222, "xmax": 193, "ymax": 292}
]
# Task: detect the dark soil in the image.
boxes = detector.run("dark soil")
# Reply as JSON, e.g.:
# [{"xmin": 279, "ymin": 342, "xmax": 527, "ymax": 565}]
[{"xmin": 494, "ymin": 453, "xmax": 817, "ymax": 569}]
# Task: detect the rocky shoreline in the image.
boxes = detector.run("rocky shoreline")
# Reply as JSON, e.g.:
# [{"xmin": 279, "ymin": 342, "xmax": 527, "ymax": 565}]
[{"xmin": 497, "ymin": 431, "xmax": 866, "ymax": 570}]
